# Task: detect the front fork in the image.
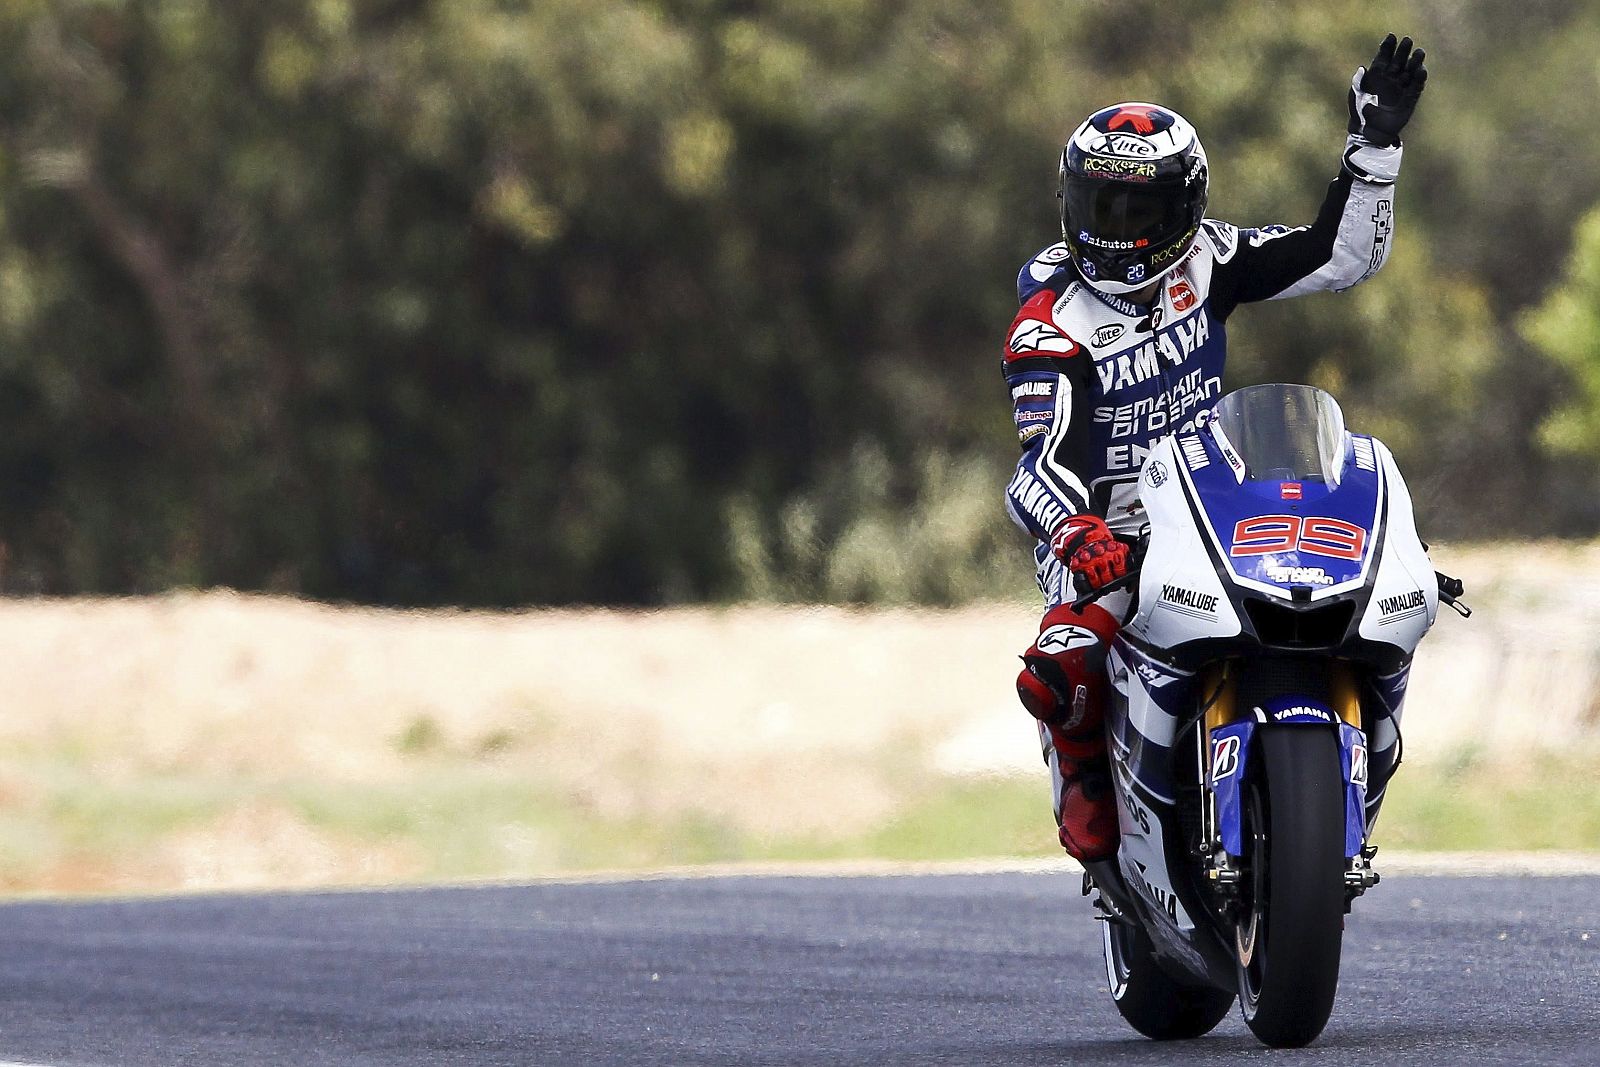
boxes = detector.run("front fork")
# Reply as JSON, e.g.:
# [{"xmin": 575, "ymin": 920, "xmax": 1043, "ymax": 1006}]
[{"xmin": 1196, "ymin": 663, "xmax": 1380, "ymax": 910}]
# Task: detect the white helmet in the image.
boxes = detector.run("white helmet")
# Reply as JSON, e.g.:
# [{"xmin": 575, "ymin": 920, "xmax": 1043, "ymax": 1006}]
[{"xmin": 1059, "ymin": 103, "xmax": 1209, "ymax": 295}]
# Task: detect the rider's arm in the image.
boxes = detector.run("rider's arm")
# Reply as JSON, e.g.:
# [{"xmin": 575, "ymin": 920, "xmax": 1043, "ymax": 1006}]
[
  {"xmin": 1206, "ymin": 137, "xmax": 1402, "ymax": 321},
  {"xmin": 1001, "ymin": 285, "xmax": 1096, "ymax": 540}
]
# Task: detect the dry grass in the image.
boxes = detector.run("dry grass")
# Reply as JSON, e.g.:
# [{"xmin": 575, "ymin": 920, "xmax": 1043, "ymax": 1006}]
[{"xmin": 0, "ymin": 540, "xmax": 1593, "ymax": 894}]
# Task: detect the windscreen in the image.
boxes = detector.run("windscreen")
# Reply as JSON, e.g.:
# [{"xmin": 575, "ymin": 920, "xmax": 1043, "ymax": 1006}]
[{"xmin": 1209, "ymin": 384, "xmax": 1349, "ymax": 488}]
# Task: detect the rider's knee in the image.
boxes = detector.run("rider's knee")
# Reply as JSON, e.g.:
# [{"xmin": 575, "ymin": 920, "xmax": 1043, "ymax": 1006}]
[{"xmin": 1016, "ymin": 603, "xmax": 1120, "ymax": 739}]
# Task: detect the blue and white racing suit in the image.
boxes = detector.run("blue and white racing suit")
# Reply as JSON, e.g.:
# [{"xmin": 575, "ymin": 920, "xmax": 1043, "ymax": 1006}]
[
  {"xmin": 1003, "ymin": 136, "xmax": 1404, "ymax": 606},
  {"xmin": 1003, "ymin": 136, "xmax": 1405, "ymax": 823}
]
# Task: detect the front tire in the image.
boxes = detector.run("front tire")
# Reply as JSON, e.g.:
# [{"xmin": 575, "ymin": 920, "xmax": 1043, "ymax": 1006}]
[
  {"xmin": 1103, "ymin": 916, "xmax": 1233, "ymax": 1040},
  {"xmin": 1235, "ymin": 728, "xmax": 1346, "ymax": 1048}
]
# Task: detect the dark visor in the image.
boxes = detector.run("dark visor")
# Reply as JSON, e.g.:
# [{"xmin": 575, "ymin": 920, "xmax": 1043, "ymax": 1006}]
[{"xmin": 1064, "ymin": 178, "xmax": 1187, "ymax": 246}]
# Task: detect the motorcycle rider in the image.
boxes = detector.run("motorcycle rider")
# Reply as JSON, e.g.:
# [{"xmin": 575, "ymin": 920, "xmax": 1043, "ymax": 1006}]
[{"xmin": 1006, "ymin": 36, "xmax": 1427, "ymax": 861}]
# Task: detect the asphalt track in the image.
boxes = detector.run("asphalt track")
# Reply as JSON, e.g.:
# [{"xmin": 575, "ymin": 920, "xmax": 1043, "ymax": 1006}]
[{"xmin": 0, "ymin": 864, "xmax": 1593, "ymax": 1066}]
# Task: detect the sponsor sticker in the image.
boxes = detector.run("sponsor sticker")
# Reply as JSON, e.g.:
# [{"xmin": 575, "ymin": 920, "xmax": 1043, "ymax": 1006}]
[
  {"xmin": 1179, "ymin": 435, "xmax": 1210, "ymax": 470},
  {"xmin": 1265, "ymin": 564, "xmax": 1335, "ymax": 586},
  {"xmin": 1088, "ymin": 132, "xmax": 1161, "ymax": 157},
  {"xmin": 1350, "ymin": 742, "xmax": 1369, "ymax": 787},
  {"xmin": 1015, "ymin": 409, "xmax": 1053, "ymax": 424},
  {"xmin": 1159, "ymin": 583, "xmax": 1218, "ymax": 614},
  {"xmin": 1081, "ymin": 156, "xmax": 1158, "ymax": 180},
  {"xmin": 1377, "ymin": 589, "xmax": 1427, "ymax": 619},
  {"xmin": 1134, "ymin": 661, "xmax": 1171, "ymax": 687},
  {"xmin": 1009, "ymin": 319, "xmax": 1079, "ymax": 355},
  {"xmin": 1091, "ymin": 323, "xmax": 1126, "ymax": 348},
  {"xmin": 1082, "ymin": 234, "xmax": 1151, "ymax": 252},
  {"xmin": 1271, "ymin": 705, "xmax": 1333, "ymax": 723},
  {"xmin": 1011, "ymin": 380, "xmax": 1055, "ymax": 401},
  {"xmin": 1211, "ymin": 735, "xmax": 1241, "ymax": 781},
  {"xmin": 1150, "ymin": 229, "xmax": 1196, "ymax": 268},
  {"xmin": 1281, "ymin": 482, "xmax": 1302, "ymax": 500},
  {"xmin": 1036, "ymin": 624, "xmax": 1101, "ymax": 655},
  {"xmin": 1144, "ymin": 460, "xmax": 1168, "ymax": 488},
  {"xmin": 1168, "ymin": 279, "xmax": 1197, "ymax": 312},
  {"xmin": 1018, "ymin": 424, "xmax": 1048, "ymax": 444}
]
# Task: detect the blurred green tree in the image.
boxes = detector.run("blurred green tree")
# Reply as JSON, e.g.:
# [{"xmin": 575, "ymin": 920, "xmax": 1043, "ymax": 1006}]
[{"xmin": 0, "ymin": 0, "xmax": 1590, "ymax": 603}]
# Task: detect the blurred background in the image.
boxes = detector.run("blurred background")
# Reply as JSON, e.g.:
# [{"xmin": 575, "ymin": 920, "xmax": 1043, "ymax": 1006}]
[{"xmin": 0, "ymin": 0, "xmax": 1597, "ymax": 893}]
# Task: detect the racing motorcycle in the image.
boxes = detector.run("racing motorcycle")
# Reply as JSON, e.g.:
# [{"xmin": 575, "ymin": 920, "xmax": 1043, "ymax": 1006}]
[{"xmin": 1074, "ymin": 383, "xmax": 1469, "ymax": 1048}]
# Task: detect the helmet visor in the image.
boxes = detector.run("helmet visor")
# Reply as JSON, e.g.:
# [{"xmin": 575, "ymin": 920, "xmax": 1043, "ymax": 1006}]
[{"xmin": 1064, "ymin": 177, "xmax": 1189, "ymax": 250}]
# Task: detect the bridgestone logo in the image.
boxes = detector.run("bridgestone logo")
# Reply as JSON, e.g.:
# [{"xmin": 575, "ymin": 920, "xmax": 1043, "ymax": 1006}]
[
  {"xmin": 1378, "ymin": 590, "xmax": 1425, "ymax": 616},
  {"xmin": 1161, "ymin": 584, "xmax": 1218, "ymax": 613}
]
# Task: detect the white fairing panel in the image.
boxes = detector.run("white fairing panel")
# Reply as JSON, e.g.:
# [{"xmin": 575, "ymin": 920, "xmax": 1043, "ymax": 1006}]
[
  {"xmin": 1357, "ymin": 438, "xmax": 1438, "ymax": 653},
  {"xmin": 1126, "ymin": 438, "xmax": 1244, "ymax": 648},
  {"xmin": 1107, "ymin": 654, "xmax": 1196, "ymax": 932}
]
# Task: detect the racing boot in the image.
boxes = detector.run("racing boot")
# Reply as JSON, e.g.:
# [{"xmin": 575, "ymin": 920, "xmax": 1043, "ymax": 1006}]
[{"xmin": 1016, "ymin": 604, "xmax": 1120, "ymax": 862}]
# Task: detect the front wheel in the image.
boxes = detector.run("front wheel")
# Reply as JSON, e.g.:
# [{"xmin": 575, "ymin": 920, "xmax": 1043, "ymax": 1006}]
[
  {"xmin": 1103, "ymin": 916, "xmax": 1233, "ymax": 1040},
  {"xmin": 1235, "ymin": 728, "xmax": 1347, "ymax": 1048}
]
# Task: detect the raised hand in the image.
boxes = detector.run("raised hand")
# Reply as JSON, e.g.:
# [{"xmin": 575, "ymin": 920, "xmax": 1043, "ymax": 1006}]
[{"xmin": 1347, "ymin": 33, "xmax": 1428, "ymax": 148}]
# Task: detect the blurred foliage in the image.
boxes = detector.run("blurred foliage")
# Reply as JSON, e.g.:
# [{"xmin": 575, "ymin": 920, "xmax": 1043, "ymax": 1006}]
[{"xmin": 0, "ymin": 0, "xmax": 1597, "ymax": 604}]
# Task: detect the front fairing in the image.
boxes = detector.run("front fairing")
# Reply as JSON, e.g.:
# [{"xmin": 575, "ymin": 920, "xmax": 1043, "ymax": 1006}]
[{"xmin": 1127, "ymin": 391, "xmax": 1436, "ymax": 668}]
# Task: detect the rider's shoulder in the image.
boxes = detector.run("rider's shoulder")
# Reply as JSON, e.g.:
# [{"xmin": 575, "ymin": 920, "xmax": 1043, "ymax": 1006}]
[
  {"xmin": 1017, "ymin": 241, "xmax": 1073, "ymax": 304},
  {"xmin": 1195, "ymin": 219, "xmax": 1244, "ymax": 264}
]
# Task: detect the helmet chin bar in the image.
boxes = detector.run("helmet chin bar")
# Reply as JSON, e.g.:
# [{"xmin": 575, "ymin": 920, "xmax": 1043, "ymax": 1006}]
[{"xmin": 1073, "ymin": 253, "xmax": 1185, "ymax": 296}]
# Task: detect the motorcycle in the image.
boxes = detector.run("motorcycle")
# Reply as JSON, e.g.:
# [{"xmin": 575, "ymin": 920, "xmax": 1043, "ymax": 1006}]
[{"xmin": 1074, "ymin": 383, "xmax": 1469, "ymax": 1048}]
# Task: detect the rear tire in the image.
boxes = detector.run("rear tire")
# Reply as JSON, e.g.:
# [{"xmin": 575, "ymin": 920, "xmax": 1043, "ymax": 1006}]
[
  {"xmin": 1103, "ymin": 916, "xmax": 1233, "ymax": 1040},
  {"xmin": 1235, "ymin": 728, "xmax": 1346, "ymax": 1048}
]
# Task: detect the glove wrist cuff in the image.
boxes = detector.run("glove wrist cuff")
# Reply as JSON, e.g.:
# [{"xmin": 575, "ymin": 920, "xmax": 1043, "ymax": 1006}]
[{"xmin": 1342, "ymin": 136, "xmax": 1403, "ymax": 184}]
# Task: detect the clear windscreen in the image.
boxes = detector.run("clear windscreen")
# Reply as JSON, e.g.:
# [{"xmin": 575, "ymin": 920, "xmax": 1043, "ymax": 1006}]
[{"xmin": 1209, "ymin": 384, "xmax": 1348, "ymax": 487}]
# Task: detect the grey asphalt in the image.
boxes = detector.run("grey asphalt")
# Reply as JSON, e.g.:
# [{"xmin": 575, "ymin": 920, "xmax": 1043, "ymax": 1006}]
[{"xmin": 0, "ymin": 871, "xmax": 1592, "ymax": 1066}]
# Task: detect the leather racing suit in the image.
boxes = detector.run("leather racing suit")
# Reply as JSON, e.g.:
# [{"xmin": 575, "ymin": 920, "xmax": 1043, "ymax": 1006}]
[{"xmin": 1005, "ymin": 138, "xmax": 1403, "ymax": 859}]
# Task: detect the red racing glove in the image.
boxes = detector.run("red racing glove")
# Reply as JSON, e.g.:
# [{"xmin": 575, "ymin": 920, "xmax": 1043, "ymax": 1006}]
[{"xmin": 1050, "ymin": 515, "xmax": 1130, "ymax": 593}]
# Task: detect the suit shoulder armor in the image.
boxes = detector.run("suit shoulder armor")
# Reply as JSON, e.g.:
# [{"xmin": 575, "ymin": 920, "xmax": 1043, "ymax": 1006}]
[
  {"xmin": 1017, "ymin": 242, "xmax": 1073, "ymax": 304},
  {"xmin": 1199, "ymin": 219, "xmax": 1240, "ymax": 264}
]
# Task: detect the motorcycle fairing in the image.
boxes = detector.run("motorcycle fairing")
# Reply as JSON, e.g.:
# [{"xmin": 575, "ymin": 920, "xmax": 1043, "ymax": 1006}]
[
  {"xmin": 1106, "ymin": 640, "xmax": 1199, "ymax": 804},
  {"xmin": 1126, "ymin": 436, "xmax": 1244, "ymax": 651},
  {"xmin": 1181, "ymin": 426, "xmax": 1383, "ymax": 601},
  {"xmin": 1107, "ymin": 640, "xmax": 1236, "ymax": 985},
  {"xmin": 1354, "ymin": 438, "xmax": 1440, "ymax": 651},
  {"xmin": 1338, "ymin": 722, "xmax": 1369, "ymax": 858},
  {"xmin": 1132, "ymin": 429, "xmax": 1436, "ymax": 664}
]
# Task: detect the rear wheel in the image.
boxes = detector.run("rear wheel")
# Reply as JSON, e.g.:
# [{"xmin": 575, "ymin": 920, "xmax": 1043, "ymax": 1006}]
[
  {"xmin": 1235, "ymin": 728, "xmax": 1346, "ymax": 1048},
  {"xmin": 1103, "ymin": 915, "xmax": 1233, "ymax": 1040}
]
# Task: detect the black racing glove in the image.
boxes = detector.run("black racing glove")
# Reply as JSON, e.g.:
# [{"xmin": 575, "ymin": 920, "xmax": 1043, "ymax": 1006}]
[{"xmin": 1347, "ymin": 33, "xmax": 1427, "ymax": 148}]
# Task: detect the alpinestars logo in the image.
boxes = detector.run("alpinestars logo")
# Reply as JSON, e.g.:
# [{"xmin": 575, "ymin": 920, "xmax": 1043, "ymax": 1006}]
[
  {"xmin": 1365, "ymin": 200, "xmax": 1393, "ymax": 281},
  {"xmin": 1009, "ymin": 319, "xmax": 1079, "ymax": 355},
  {"xmin": 1036, "ymin": 624, "xmax": 1101, "ymax": 655}
]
